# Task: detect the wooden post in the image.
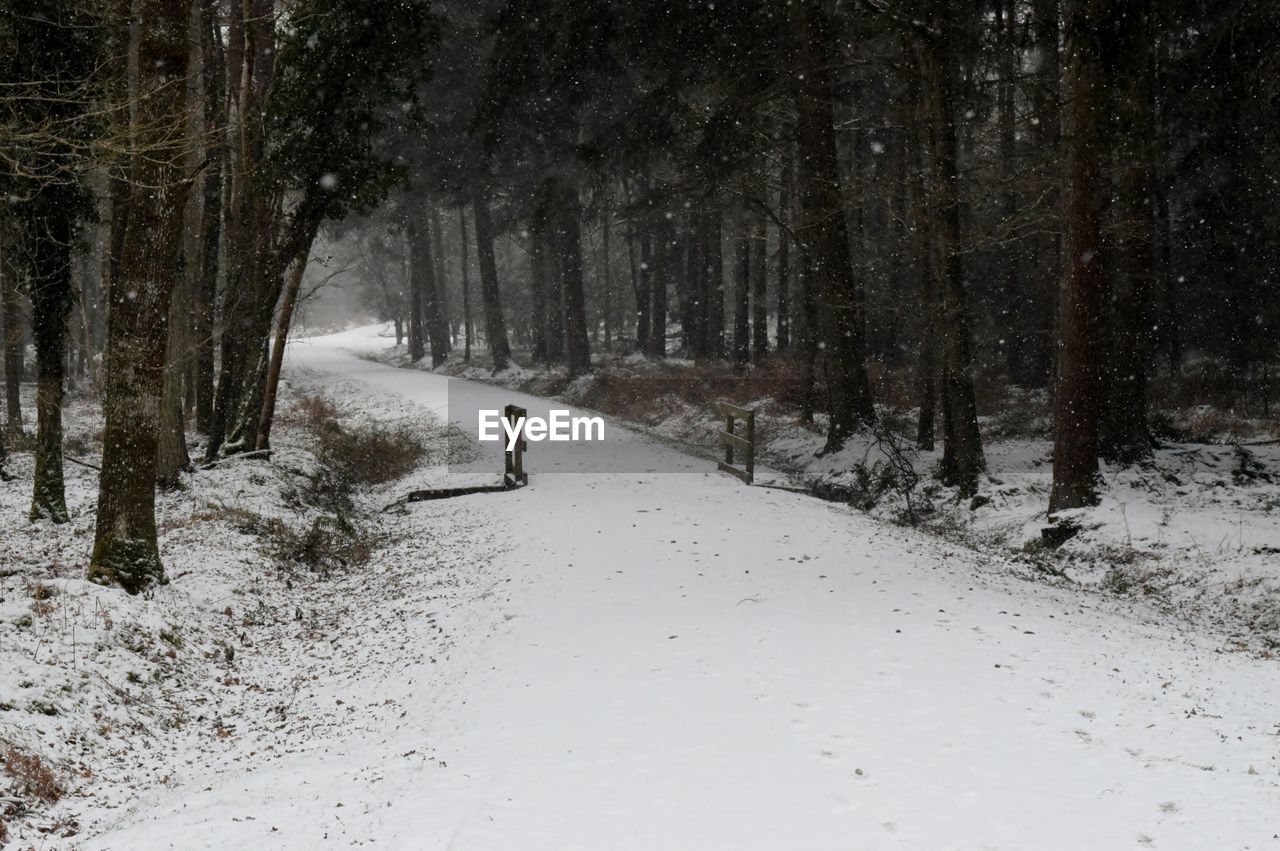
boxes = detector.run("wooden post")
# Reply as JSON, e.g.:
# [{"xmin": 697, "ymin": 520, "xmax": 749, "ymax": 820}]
[
  {"xmin": 716, "ymin": 401, "xmax": 755, "ymax": 484},
  {"xmin": 724, "ymin": 411, "xmax": 735, "ymax": 467},
  {"xmin": 503, "ymin": 404, "xmax": 528, "ymax": 487}
]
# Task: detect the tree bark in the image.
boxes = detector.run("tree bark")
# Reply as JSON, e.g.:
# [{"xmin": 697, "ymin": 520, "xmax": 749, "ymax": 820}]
[
  {"xmin": 556, "ymin": 186, "xmax": 592, "ymax": 377},
  {"xmin": 471, "ymin": 190, "xmax": 511, "ymax": 372},
  {"xmin": 528, "ymin": 199, "xmax": 550, "ymax": 362},
  {"xmin": 791, "ymin": 2, "xmax": 875, "ymax": 447},
  {"xmin": 406, "ymin": 220, "xmax": 426, "ymax": 363},
  {"xmin": 410, "ymin": 200, "xmax": 448, "ymax": 367},
  {"xmin": 2, "ymin": 243, "xmax": 25, "ymax": 437},
  {"xmin": 256, "ymin": 225, "xmax": 318, "ymax": 451},
  {"xmin": 703, "ymin": 208, "xmax": 725, "ymax": 360},
  {"xmin": 997, "ymin": 0, "xmax": 1028, "ymax": 386},
  {"xmin": 732, "ymin": 197, "xmax": 752, "ymax": 371},
  {"xmin": 648, "ymin": 211, "xmax": 672, "ymax": 359},
  {"xmin": 917, "ymin": 24, "xmax": 985, "ymax": 495},
  {"xmin": 1029, "ymin": 0, "xmax": 1062, "ymax": 389},
  {"xmin": 194, "ymin": 0, "xmax": 224, "ymax": 435},
  {"xmin": 633, "ymin": 216, "xmax": 652, "ymax": 355},
  {"xmin": 204, "ymin": 0, "xmax": 277, "ymax": 460},
  {"xmin": 1049, "ymin": 0, "xmax": 1106, "ymax": 513},
  {"xmin": 751, "ymin": 200, "xmax": 769, "ymax": 362},
  {"xmin": 155, "ymin": 264, "xmax": 192, "ymax": 490},
  {"xmin": 89, "ymin": 0, "xmax": 192, "ymax": 593},
  {"xmin": 458, "ymin": 206, "xmax": 473, "ymax": 362},
  {"xmin": 601, "ymin": 211, "xmax": 613, "ymax": 351},
  {"xmin": 1101, "ymin": 0, "xmax": 1155, "ymax": 463},
  {"xmin": 680, "ymin": 217, "xmax": 702, "ymax": 357},
  {"xmin": 429, "ymin": 205, "xmax": 452, "ymax": 352},
  {"xmin": 28, "ymin": 217, "xmax": 73, "ymax": 522},
  {"xmin": 776, "ymin": 154, "xmax": 792, "ymax": 354},
  {"xmin": 907, "ymin": 80, "xmax": 937, "ymax": 452}
]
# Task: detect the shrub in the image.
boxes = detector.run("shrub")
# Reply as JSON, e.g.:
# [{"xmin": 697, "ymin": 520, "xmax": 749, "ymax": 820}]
[
  {"xmin": 264, "ymin": 514, "xmax": 372, "ymax": 574},
  {"xmin": 315, "ymin": 421, "xmax": 426, "ymax": 488},
  {"xmin": 3, "ymin": 746, "xmax": 63, "ymax": 804}
]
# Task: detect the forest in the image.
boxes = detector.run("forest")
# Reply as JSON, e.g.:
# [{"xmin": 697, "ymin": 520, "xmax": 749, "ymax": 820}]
[
  {"xmin": 2, "ymin": 0, "xmax": 1277, "ymax": 588},
  {"xmin": 1, "ymin": 0, "xmax": 1279, "ymax": 845}
]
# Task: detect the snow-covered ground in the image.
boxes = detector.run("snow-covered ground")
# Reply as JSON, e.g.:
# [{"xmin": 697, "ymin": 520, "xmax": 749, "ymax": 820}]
[
  {"xmin": 4, "ymin": 325, "xmax": 1279, "ymax": 849},
  {"xmin": 379, "ymin": 337, "xmax": 1280, "ymax": 651}
]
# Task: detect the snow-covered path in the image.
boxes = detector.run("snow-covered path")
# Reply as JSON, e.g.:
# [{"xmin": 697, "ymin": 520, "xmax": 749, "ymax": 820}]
[{"xmin": 84, "ymin": 328, "xmax": 1279, "ymax": 850}]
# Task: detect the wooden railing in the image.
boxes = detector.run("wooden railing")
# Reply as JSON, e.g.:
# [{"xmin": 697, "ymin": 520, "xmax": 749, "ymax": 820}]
[{"xmin": 716, "ymin": 401, "xmax": 755, "ymax": 485}]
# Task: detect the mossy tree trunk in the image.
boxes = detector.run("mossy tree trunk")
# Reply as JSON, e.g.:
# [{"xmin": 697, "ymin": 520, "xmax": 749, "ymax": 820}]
[{"xmin": 88, "ymin": 0, "xmax": 192, "ymax": 594}]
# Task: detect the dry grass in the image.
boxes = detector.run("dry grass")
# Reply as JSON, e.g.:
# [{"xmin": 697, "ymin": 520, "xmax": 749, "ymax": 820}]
[
  {"xmin": 3, "ymin": 746, "xmax": 63, "ymax": 805},
  {"xmin": 278, "ymin": 394, "xmax": 344, "ymax": 430}
]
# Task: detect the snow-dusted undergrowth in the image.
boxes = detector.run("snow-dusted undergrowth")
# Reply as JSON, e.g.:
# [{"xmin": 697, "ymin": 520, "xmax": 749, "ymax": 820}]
[{"xmin": 0, "ymin": 377, "xmax": 503, "ymax": 845}]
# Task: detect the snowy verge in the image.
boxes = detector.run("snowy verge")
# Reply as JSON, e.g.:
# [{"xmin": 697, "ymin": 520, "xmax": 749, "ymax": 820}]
[{"xmin": 0, "ymin": 375, "xmax": 506, "ymax": 846}]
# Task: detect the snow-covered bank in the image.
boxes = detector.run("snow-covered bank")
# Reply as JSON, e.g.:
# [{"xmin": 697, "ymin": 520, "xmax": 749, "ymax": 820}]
[
  {"xmin": 0, "ymin": 376, "xmax": 497, "ymax": 846},
  {"xmin": 68, "ymin": 325, "xmax": 1279, "ymax": 849}
]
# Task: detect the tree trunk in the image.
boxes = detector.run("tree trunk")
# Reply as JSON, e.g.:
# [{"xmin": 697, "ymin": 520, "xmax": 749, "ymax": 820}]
[
  {"xmin": 471, "ymin": 190, "xmax": 511, "ymax": 372},
  {"xmin": 194, "ymin": 0, "xmax": 224, "ymax": 435},
  {"xmin": 791, "ymin": 2, "xmax": 875, "ymax": 447},
  {"xmin": 703, "ymin": 208, "xmax": 725, "ymax": 360},
  {"xmin": 406, "ymin": 221, "xmax": 426, "ymax": 363},
  {"xmin": 428, "ymin": 206, "xmax": 452, "ymax": 352},
  {"xmin": 997, "ymin": 0, "xmax": 1028, "ymax": 386},
  {"xmin": 918, "ymin": 27, "xmax": 985, "ymax": 495},
  {"xmin": 601, "ymin": 212, "xmax": 613, "ymax": 351},
  {"xmin": 155, "ymin": 267, "xmax": 192, "ymax": 490},
  {"xmin": 1049, "ymin": 0, "xmax": 1107, "ymax": 513},
  {"xmin": 633, "ymin": 217, "xmax": 652, "ymax": 354},
  {"xmin": 256, "ymin": 227, "xmax": 318, "ymax": 451},
  {"xmin": 557, "ymin": 186, "xmax": 592, "ymax": 377},
  {"xmin": 680, "ymin": 218, "xmax": 702, "ymax": 356},
  {"xmin": 1030, "ymin": 0, "xmax": 1062, "ymax": 388},
  {"xmin": 204, "ymin": 0, "xmax": 276, "ymax": 460},
  {"xmin": 528, "ymin": 200, "xmax": 550, "ymax": 362},
  {"xmin": 89, "ymin": 0, "xmax": 192, "ymax": 593},
  {"xmin": 648, "ymin": 211, "xmax": 672, "ymax": 359},
  {"xmin": 776, "ymin": 154, "xmax": 792, "ymax": 354},
  {"xmin": 458, "ymin": 206, "xmax": 473, "ymax": 362},
  {"xmin": 751, "ymin": 200, "xmax": 769, "ymax": 362},
  {"xmin": 2, "ymin": 243, "xmax": 25, "ymax": 437},
  {"xmin": 411, "ymin": 201, "xmax": 449, "ymax": 367},
  {"xmin": 908, "ymin": 83, "xmax": 937, "ymax": 451},
  {"xmin": 732, "ymin": 198, "xmax": 752, "ymax": 371},
  {"xmin": 1101, "ymin": 0, "xmax": 1155, "ymax": 464},
  {"xmin": 797, "ymin": 230, "xmax": 819, "ymax": 424},
  {"xmin": 29, "ymin": 218, "xmax": 73, "ymax": 522}
]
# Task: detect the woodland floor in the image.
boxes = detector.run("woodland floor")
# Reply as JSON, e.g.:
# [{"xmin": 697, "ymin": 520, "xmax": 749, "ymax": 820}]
[{"xmin": 1, "ymin": 325, "xmax": 1277, "ymax": 849}]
